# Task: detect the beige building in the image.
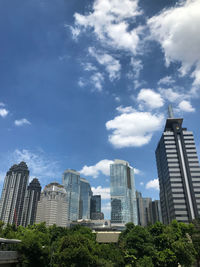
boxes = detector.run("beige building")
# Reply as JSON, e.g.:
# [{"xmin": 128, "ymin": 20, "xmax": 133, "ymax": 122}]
[{"xmin": 36, "ymin": 182, "xmax": 68, "ymax": 227}]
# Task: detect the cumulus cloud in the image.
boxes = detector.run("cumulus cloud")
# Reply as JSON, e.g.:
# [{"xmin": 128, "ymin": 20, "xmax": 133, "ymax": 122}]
[
  {"xmin": 91, "ymin": 186, "xmax": 110, "ymax": 199},
  {"xmin": 146, "ymin": 178, "xmax": 159, "ymax": 190},
  {"xmin": 14, "ymin": 118, "xmax": 31, "ymax": 126},
  {"xmin": 89, "ymin": 47, "xmax": 121, "ymax": 80},
  {"xmin": 0, "ymin": 108, "xmax": 9, "ymax": 118},
  {"xmin": 80, "ymin": 159, "xmax": 114, "ymax": 178},
  {"xmin": 116, "ymin": 106, "xmax": 135, "ymax": 114},
  {"xmin": 73, "ymin": 0, "xmax": 142, "ymax": 54},
  {"xmin": 178, "ymin": 100, "xmax": 195, "ymax": 112},
  {"xmin": 137, "ymin": 89, "xmax": 164, "ymax": 109},
  {"xmin": 106, "ymin": 108, "xmax": 164, "ymax": 148},
  {"xmin": 0, "ymin": 102, "xmax": 5, "ymax": 107},
  {"xmin": 148, "ymin": 0, "xmax": 200, "ymax": 87}
]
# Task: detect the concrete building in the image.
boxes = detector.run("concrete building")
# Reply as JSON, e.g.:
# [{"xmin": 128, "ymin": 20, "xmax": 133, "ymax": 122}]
[
  {"xmin": 156, "ymin": 108, "xmax": 200, "ymax": 223},
  {"xmin": 35, "ymin": 182, "xmax": 68, "ymax": 227},
  {"xmin": 0, "ymin": 162, "xmax": 29, "ymax": 225},
  {"xmin": 63, "ymin": 169, "xmax": 80, "ymax": 221},
  {"xmin": 22, "ymin": 178, "xmax": 41, "ymax": 227},
  {"xmin": 110, "ymin": 159, "xmax": 138, "ymax": 225}
]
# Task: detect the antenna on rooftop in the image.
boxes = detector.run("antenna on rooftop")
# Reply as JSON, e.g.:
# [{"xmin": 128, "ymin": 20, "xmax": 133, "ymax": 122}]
[{"xmin": 168, "ymin": 104, "xmax": 174, "ymax": 118}]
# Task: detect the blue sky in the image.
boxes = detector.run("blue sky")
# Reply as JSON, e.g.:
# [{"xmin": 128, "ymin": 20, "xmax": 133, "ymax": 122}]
[{"xmin": 0, "ymin": 0, "xmax": 200, "ymax": 218}]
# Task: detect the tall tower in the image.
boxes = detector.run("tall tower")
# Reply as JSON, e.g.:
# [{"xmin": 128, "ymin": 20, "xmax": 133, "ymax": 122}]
[
  {"xmin": 36, "ymin": 182, "xmax": 68, "ymax": 227},
  {"xmin": 62, "ymin": 169, "xmax": 80, "ymax": 221},
  {"xmin": 0, "ymin": 162, "xmax": 29, "ymax": 225},
  {"xmin": 79, "ymin": 178, "xmax": 92, "ymax": 220},
  {"xmin": 110, "ymin": 159, "xmax": 138, "ymax": 225},
  {"xmin": 22, "ymin": 178, "xmax": 41, "ymax": 227},
  {"xmin": 156, "ymin": 108, "xmax": 200, "ymax": 224},
  {"xmin": 136, "ymin": 191, "xmax": 152, "ymax": 226}
]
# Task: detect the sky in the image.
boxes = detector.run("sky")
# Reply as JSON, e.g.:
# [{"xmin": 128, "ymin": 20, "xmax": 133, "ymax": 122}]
[{"xmin": 0, "ymin": 0, "xmax": 200, "ymax": 218}]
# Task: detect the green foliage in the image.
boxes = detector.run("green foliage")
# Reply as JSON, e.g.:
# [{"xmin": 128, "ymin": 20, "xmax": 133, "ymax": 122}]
[{"xmin": 0, "ymin": 220, "xmax": 198, "ymax": 267}]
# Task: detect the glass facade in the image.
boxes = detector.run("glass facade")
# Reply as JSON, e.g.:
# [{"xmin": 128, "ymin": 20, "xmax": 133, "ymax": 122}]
[
  {"xmin": 62, "ymin": 169, "xmax": 80, "ymax": 221},
  {"xmin": 79, "ymin": 178, "xmax": 92, "ymax": 219},
  {"xmin": 110, "ymin": 159, "xmax": 138, "ymax": 225}
]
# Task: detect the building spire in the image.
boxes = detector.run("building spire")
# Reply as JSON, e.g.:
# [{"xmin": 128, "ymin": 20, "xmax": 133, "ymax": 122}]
[{"xmin": 168, "ymin": 104, "xmax": 174, "ymax": 118}]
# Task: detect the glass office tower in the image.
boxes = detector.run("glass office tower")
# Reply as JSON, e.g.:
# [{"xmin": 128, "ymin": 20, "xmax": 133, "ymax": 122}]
[
  {"xmin": 79, "ymin": 178, "xmax": 92, "ymax": 219},
  {"xmin": 156, "ymin": 110, "xmax": 200, "ymax": 224},
  {"xmin": 110, "ymin": 159, "xmax": 138, "ymax": 225},
  {"xmin": 63, "ymin": 169, "xmax": 80, "ymax": 221}
]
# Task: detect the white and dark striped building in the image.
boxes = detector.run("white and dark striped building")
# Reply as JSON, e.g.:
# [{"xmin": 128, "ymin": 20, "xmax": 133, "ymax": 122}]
[
  {"xmin": 156, "ymin": 114, "xmax": 200, "ymax": 224},
  {"xmin": 22, "ymin": 178, "xmax": 41, "ymax": 227},
  {"xmin": 0, "ymin": 162, "xmax": 29, "ymax": 225}
]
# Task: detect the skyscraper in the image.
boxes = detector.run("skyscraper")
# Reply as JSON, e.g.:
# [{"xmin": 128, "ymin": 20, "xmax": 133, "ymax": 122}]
[
  {"xmin": 136, "ymin": 191, "xmax": 152, "ymax": 226},
  {"xmin": 110, "ymin": 159, "xmax": 138, "ymax": 225},
  {"xmin": 0, "ymin": 162, "xmax": 29, "ymax": 225},
  {"xmin": 156, "ymin": 109, "xmax": 200, "ymax": 224},
  {"xmin": 22, "ymin": 178, "xmax": 41, "ymax": 227},
  {"xmin": 35, "ymin": 182, "xmax": 68, "ymax": 227},
  {"xmin": 79, "ymin": 178, "xmax": 92, "ymax": 220},
  {"xmin": 149, "ymin": 200, "xmax": 162, "ymax": 224},
  {"xmin": 90, "ymin": 195, "xmax": 104, "ymax": 220},
  {"xmin": 63, "ymin": 169, "xmax": 80, "ymax": 221}
]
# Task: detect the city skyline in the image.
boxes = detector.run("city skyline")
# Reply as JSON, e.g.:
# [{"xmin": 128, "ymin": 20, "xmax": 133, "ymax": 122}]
[{"xmin": 0, "ymin": 0, "xmax": 200, "ymax": 219}]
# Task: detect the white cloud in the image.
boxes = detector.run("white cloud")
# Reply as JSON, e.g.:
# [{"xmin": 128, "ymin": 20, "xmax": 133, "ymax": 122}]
[
  {"xmin": 73, "ymin": 0, "xmax": 142, "ymax": 54},
  {"xmin": 90, "ymin": 72, "xmax": 104, "ymax": 92},
  {"xmin": 158, "ymin": 87, "xmax": 184, "ymax": 103},
  {"xmin": 158, "ymin": 76, "xmax": 175, "ymax": 86},
  {"xmin": 130, "ymin": 58, "xmax": 143, "ymax": 79},
  {"xmin": 140, "ymin": 182, "xmax": 144, "ymax": 186},
  {"xmin": 0, "ymin": 102, "xmax": 5, "ymax": 107},
  {"xmin": 178, "ymin": 100, "xmax": 195, "ymax": 112},
  {"xmin": 137, "ymin": 89, "xmax": 164, "ymax": 109},
  {"xmin": 116, "ymin": 106, "xmax": 135, "ymax": 114},
  {"xmin": 78, "ymin": 79, "xmax": 85, "ymax": 88},
  {"xmin": 148, "ymin": 0, "xmax": 200, "ymax": 87},
  {"xmin": 146, "ymin": 178, "xmax": 159, "ymax": 190},
  {"xmin": 0, "ymin": 108, "xmax": 9, "ymax": 118},
  {"xmin": 82, "ymin": 62, "xmax": 97, "ymax": 72},
  {"xmin": 12, "ymin": 149, "xmax": 60, "ymax": 181},
  {"xmin": 89, "ymin": 47, "xmax": 121, "ymax": 80},
  {"xmin": 91, "ymin": 186, "xmax": 110, "ymax": 199},
  {"xmin": 80, "ymin": 159, "xmax": 114, "ymax": 178},
  {"xmin": 114, "ymin": 96, "xmax": 120, "ymax": 102},
  {"xmin": 134, "ymin": 168, "xmax": 140, "ymax": 175},
  {"xmin": 14, "ymin": 118, "xmax": 31, "ymax": 126},
  {"xmin": 106, "ymin": 108, "xmax": 164, "ymax": 148}
]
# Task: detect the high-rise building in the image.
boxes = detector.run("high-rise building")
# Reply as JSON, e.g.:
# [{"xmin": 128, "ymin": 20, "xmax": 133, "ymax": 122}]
[
  {"xmin": 156, "ymin": 109, "xmax": 200, "ymax": 224},
  {"xmin": 136, "ymin": 191, "xmax": 152, "ymax": 226},
  {"xmin": 110, "ymin": 159, "xmax": 138, "ymax": 225},
  {"xmin": 90, "ymin": 195, "xmax": 104, "ymax": 220},
  {"xmin": 35, "ymin": 182, "xmax": 68, "ymax": 227},
  {"xmin": 63, "ymin": 169, "xmax": 80, "ymax": 221},
  {"xmin": 149, "ymin": 200, "xmax": 162, "ymax": 224},
  {"xmin": 22, "ymin": 178, "xmax": 41, "ymax": 227},
  {"xmin": 79, "ymin": 178, "xmax": 92, "ymax": 220},
  {"xmin": 0, "ymin": 162, "xmax": 29, "ymax": 225}
]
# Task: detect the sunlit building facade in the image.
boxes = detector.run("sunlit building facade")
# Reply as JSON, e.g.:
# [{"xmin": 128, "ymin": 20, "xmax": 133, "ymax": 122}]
[
  {"xmin": 110, "ymin": 159, "xmax": 138, "ymax": 225},
  {"xmin": 0, "ymin": 162, "xmax": 29, "ymax": 226},
  {"xmin": 63, "ymin": 169, "xmax": 80, "ymax": 221},
  {"xmin": 156, "ymin": 113, "xmax": 200, "ymax": 224},
  {"xmin": 36, "ymin": 182, "xmax": 68, "ymax": 227}
]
